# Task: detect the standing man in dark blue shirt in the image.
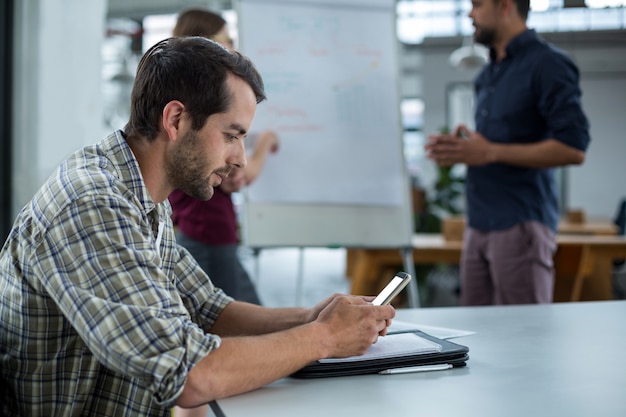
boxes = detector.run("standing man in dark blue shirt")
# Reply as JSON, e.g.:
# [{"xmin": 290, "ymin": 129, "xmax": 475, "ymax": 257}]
[{"xmin": 426, "ymin": 0, "xmax": 590, "ymax": 305}]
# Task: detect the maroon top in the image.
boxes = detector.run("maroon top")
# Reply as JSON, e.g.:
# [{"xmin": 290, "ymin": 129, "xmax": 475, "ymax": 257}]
[{"xmin": 169, "ymin": 188, "xmax": 238, "ymax": 245}]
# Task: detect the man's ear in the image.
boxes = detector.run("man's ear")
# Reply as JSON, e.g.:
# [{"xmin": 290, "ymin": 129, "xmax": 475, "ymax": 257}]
[
  {"xmin": 162, "ymin": 100, "xmax": 186, "ymax": 141},
  {"xmin": 500, "ymin": 0, "xmax": 515, "ymax": 17}
]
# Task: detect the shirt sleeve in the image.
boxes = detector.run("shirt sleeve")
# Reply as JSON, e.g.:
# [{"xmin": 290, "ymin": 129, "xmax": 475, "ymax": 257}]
[
  {"xmin": 170, "ymin": 235, "xmax": 235, "ymax": 335},
  {"xmin": 533, "ymin": 47, "xmax": 591, "ymax": 151},
  {"xmin": 32, "ymin": 192, "xmax": 226, "ymax": 406}
]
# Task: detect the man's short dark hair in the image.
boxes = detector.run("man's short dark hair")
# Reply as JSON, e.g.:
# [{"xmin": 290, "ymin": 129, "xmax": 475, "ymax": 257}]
[
  {"xmin": 124, "ymin": 36, "xmax": 266, "ymax": 140},
  {"xmin": 493, "ymin": 0, "xmax": 530, "ymax": 20},
  {"xmin": 516, "ymin": 0, "xmax": 530, "ymax": 20}
]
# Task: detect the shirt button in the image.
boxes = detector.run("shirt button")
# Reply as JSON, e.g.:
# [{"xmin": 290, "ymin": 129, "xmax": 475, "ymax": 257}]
[{"xmin": 481, "ymin": 109, "xmax": 488, "ymax": 117}]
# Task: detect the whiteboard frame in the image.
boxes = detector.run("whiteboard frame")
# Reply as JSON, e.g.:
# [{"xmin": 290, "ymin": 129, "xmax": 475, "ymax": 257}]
[{"xmin": 237, "ymin": 0, "xmax": 414, "ymax": 249}]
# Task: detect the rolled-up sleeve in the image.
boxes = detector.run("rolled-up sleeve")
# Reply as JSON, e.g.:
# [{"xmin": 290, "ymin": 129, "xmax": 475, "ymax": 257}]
[{"xmin": 534, "ymin": 48, "xmax": 590, "ymax": 152}]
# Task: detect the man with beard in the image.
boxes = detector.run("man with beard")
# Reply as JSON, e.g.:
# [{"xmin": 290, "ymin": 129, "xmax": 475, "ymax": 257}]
[
  {"xmin": 169, "ymin": 7, "xmax": 280, "ymax": 307},
  {"xmin": 425, "ymin": 0, "xmax": 590, "ymax": 305},
  {"xmin": 0, "ymin": 37, "xmax": 395, "ymax": 416}
]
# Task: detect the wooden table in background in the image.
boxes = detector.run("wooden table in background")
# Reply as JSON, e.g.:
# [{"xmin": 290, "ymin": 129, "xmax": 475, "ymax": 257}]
[
  {"xmin": 553, "ymin": 234, "xmax": 626, "ymax": 301},
  {"xmin": 557, "ymin": 218, "xmax": 618, "ymax": 236},
  {"xmin": 347, "ymin": 232, "xmax": 626, "ymax": 303}
]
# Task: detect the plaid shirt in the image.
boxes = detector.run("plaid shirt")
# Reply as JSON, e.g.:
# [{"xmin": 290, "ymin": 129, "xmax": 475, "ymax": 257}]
[{"xmin": 0, "ymin": 131, "xmax": 233, "ymax": 416}]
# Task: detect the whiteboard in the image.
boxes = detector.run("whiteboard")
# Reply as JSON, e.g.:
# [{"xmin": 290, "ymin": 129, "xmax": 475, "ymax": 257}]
[{"xmin": 237, "ymin": 0, "xmax": 413, "ymax": 248}]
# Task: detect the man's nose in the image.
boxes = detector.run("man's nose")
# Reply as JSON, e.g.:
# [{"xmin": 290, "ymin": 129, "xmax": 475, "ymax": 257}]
[{"xmin": 230, "ymin": 140, "xmax": 247, "ymax": 169}]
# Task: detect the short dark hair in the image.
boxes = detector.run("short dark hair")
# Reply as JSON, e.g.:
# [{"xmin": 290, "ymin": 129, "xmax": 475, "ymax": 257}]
[
  {"xmin": 493, "ymin": 0, "xmax": 530, "ymax": 20},
  {"xmin": 516, "ymin": 0, "xmax": 530, "ymax": 20},
  {"xmin": 124, "ymin": 36, "xmax": 266, "ymax": 140},
  {"xmin": 173, "ymin": 8, "xmax": 226, "ymax": 38}
]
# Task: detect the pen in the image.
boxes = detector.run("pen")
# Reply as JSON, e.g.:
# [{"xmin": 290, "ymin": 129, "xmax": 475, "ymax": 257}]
[{"xmin": 378, "ymin": 363, "xmax": 452, "ymax": 375}]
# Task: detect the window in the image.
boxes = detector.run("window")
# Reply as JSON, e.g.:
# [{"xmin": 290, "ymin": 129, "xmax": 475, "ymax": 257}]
[
  {"xmin": 397, "ymin": 0, "xmax": 626, "ymax": 44},
  {"xmin": 400, "ymin": 98, "xmax": 425, "ymax": 179}
]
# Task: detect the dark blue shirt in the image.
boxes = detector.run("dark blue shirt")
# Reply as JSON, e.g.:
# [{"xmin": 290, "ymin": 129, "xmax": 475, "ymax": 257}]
[{"xmin": 467, "ymin": 29, "xmax": 590, "ymax": 232}]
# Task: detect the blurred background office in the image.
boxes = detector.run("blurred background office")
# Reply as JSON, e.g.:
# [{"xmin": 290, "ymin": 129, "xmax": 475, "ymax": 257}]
[{"xmin": 2, "ymin": 0, "xmax": 625, "ymax": 307}]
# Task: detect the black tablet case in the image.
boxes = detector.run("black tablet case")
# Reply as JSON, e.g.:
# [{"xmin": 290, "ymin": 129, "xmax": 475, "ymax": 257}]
[{"xmin": 291, "ymin": 330, "xmax": 469, "ymax": 379}]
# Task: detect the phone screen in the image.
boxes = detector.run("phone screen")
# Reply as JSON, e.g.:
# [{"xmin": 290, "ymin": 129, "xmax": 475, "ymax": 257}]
[{"xmin": 371, "ymin": 272, "xmax": 411, "ymax": 306}]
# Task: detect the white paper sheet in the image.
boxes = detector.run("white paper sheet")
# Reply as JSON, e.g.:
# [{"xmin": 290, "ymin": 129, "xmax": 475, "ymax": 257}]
[
  {"xmin": 388, "ymin": 320, "xmax": 476, "ymax": 340},
  {"xmin": 319, "ymin": 332, "xmax": 442, "ymax": 363}
]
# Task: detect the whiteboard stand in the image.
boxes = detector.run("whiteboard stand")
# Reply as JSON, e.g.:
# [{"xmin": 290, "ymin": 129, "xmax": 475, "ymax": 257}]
[
  {"xmin": 251, "ymin": 247, "xmax": 262, "ymax": 286},
  {"xmin": 402, "ymin": 248, "xmax": 420, "ymax": 308},
  {"xmin": 248, "ymin": 247, "xmax": 307, "ymax": 307},
  {"xmin": 295, "ymin": 247, "xmax": 305, "ymax": 307}
]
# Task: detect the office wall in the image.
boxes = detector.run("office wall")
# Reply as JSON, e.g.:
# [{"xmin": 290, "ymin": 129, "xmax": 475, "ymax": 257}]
[
  {"xmin": 12, "ymin": 0, "xmax": 106, "ymax": 217},
  {"xmin": 1, "ymin": 0, "xmax": 14, "ymax": 242},
  {"xmin": 419, "ymin": 30, "xmax": 626, "ymax": 219}
]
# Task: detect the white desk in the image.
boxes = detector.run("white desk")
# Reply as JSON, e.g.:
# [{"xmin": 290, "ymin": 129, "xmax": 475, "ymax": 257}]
[{"xmin": 213, "ymin": 301, "xmax": 626, "ymax": 417}]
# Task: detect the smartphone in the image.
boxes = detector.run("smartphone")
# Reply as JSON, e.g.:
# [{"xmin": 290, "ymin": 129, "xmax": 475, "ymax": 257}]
[{"xmin": 371, "ymin": 272, "xmax": 412, "ymax": 306}]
